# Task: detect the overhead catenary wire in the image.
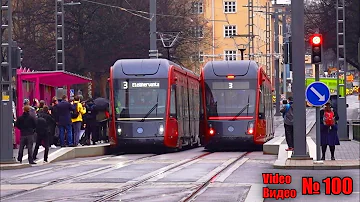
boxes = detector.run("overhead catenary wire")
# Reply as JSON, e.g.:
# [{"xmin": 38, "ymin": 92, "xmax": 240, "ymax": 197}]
[{"xmin": 81, "ymin": 0, "xmax": 191, "ymax": 21}]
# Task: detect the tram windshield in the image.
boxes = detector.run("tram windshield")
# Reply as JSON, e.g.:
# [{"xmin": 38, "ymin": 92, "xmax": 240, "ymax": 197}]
[
  {"xmin": 204, "ymin": 80, "xmax": 256, "ymax": 117},
  {"xmin": 113, "ymin": 79, "xmax": 167, "ymax": 120}
]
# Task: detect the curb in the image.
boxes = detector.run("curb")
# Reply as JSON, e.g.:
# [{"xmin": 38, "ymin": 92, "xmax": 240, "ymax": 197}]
[
  {"xmin": 0, "ymin": 163, "xmax": 31, "ymax": 170},
  {"xmin": 0, "ymin": 144, "xmax": 111, "ymax": 170}
]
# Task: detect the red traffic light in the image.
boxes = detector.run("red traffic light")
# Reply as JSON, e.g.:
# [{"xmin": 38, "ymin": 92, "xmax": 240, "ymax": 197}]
[{"xmin": 310, "ymin": 34, "xmax": 322, "ymax": 45}]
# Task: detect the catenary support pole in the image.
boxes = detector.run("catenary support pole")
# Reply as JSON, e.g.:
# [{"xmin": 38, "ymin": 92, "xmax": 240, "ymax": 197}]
[
  {"xmin": 274, "ymin": 10, "xmax": 281, "ymax": 116},
  {"xmin": 0, "ymin": 0, "xmax": 15, "ymax": 163},
  {"xmin": 315, "ymin": 64, "xmax": 321, "ymax": 161},
  {"xmin": 291, "ymin": 0, "xmax": 309, "ymax": 158},
  {"xmin": 282, "ymin": 9, "xmax": 288, "ymax": 96},
  {"xmin": 149, "ymin": 0, "xmax": 157, "ymax": 59}
]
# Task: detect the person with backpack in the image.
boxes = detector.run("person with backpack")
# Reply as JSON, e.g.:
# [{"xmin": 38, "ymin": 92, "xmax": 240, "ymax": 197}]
[
  {"xmin": 280, "ymin": 96, "xmax": 294, "ymax": 151},
  {"xmin": 71, "ymin": 95, "xmax": 86, "ymax": 146},
  {"xmin": 320, "ymin": 102, "xmax": 340, "ymax": 160}
]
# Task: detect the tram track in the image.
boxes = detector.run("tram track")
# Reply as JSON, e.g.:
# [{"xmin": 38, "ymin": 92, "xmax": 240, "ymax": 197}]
[
  {"xmin": 0, "ymin": 153, "xmax": 158, "ymax": 201},
  {"xmin": 180, "ymin": 152, "xmax": 250, "ymax": 202},
  {"xmin": 92, "ymin": 151, "xmax": 213, "ymax": 202}
]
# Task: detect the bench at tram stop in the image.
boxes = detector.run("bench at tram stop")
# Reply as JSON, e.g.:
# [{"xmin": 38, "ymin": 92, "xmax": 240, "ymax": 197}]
[{"xmin": 347, "ymin": 119, "xmax": 360, "ymax": 142}]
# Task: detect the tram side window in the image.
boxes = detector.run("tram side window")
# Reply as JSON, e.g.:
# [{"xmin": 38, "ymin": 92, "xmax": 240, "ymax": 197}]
[
  {"xmin": 259, "ymin": 84, "xmax": 265, "ymax": 118},
  {"xmin": 176, "ymin": 85, "xmax": 182, "ymax": 119},
  {"xmin": 170, "ymin": 85, "xmax": 176, "ymax": 118}
]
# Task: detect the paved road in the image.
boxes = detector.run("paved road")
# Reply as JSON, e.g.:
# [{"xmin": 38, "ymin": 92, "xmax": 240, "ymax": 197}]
[{"xmin": 1, "ymin": 147, "xmax": 359, "ymax": 201}]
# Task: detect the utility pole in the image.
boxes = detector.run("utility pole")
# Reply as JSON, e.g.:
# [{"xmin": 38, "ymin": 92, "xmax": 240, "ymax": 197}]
[
  {"xmin": 282, "ymin": 7, "xmax": 288, "ymax": 96},
  {"xmin": 0, "ymin": 0, "xmax": 15, "ymax": 163},
  {"xmin": 248, "ymin": 0, "xmax": 254, "ymax": 60},
  {"xmin": 149, "ymin": 0, "xmax": 158, "ymax": 59},
  {"xmin": 336, "ymin": 0, "xmax": 348, "ymax": 140},
  {"xmin": 274, "ymin": 9, "xmax": 281, "ymax": 116},
  {"xmin": 291, "ymin": 0, "xmax": 309, "ymax": 159},
  {"xmin": 265, "ymin": 2, "xmax": 271, "ymax": 77},
  {"xmin": 55, "ymin": 0, "xmax": 65, "ymax": 71}
]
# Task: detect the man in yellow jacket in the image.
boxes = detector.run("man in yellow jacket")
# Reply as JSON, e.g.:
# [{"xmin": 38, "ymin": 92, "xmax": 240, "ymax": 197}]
[{"xmin": 71, "ymin": 95, "xmax": 86, "ymax": 146}]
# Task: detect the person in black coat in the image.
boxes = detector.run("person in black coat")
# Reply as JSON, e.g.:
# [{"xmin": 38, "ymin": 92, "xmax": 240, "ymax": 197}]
[
  {"xmin": 49, "ymin": 98, "xmax": 59, "ymax": 147},
  {"xmin": 56, "ymin": 95, "xmax": 75, "ymax": 147},
  {"xmin": 84, "ymin": 99, "xmax": 98, "ymax": 145},
  {"xmin": 15, "ymin": 105, "xmax": 37, "ymax": 164},
  {"xmin": 34, "ymin": 106, "xmax": 55, "ymax": 162}
]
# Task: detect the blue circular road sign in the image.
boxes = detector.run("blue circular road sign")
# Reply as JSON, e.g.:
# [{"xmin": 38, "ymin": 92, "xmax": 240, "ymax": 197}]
[{"xmin": 305, "ymin": 81, "xmax": 330, "ymax": 107}]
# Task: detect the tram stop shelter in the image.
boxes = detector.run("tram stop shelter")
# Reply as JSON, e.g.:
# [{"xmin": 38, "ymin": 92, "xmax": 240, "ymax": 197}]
[{"xmin": 15, "ymin": 68, "xmax": 92, "ymax": 145}]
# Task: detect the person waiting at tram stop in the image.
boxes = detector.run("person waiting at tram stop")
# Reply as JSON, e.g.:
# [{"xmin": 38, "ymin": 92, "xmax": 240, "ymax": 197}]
[
  {"xmin": 280, "ymin": 97, "xmax": 294, "ymax": 151},
  {"xmin": 320, "ymin": 102, "xmax": 340, "ymax": 160}
]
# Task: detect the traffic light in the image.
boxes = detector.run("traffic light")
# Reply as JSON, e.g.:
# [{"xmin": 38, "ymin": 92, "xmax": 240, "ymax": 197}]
[
  {"xmin": 283, "ymin": 37, "xmax": 292, "ymax": 65},
  {"xmin": 310, "ymin": 34, "xmax": 322, "ymax": 64}
]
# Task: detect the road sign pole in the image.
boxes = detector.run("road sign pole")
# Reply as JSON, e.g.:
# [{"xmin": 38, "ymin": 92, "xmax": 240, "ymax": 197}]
[{"xmin": 315, "ymin": 64, "xmax": 321, "ymax": 161}]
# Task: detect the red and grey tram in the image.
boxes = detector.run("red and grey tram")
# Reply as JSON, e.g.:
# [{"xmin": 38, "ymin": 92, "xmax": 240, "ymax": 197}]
[
  {"xmin": 200, "ymin": 60, "xmax": 274, "ymax": 149},
  {"xmin": 109, "ymin": 59, "xmax": 201, "ymax": 150}
]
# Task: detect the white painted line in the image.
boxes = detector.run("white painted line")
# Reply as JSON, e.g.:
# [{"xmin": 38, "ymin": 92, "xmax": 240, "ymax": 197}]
[
  {"xmin": 215, "ymin": 158, "xmax": 249, "ymax": 182},
  {"xmin": 22, "ymin": 147, "xmax": 45, "ymax": 161},
  {"xmin": 244, "ymin": 184, "xmax": 264, "ymax": 202},
  {"xmin": 196, "ymin": 157, "xmax": 239, "ymax": 183},
  {"xmin": 307, "ymin": 137, "xmax": 317, "ymax": 160}
]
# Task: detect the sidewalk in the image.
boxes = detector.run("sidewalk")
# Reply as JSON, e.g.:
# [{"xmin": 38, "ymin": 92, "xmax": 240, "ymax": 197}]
[{"xmin": 273, "ymin": 104, "xmax": 360, "ymax": 169}]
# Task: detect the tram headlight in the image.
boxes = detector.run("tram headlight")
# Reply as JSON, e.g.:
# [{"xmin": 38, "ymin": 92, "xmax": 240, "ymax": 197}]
[
  {"xmin": 159, "ymin": 124, "xmax": 164, "ymax": 135},
  {"xmin": 117, "ymin": 126, "xmax": 122, "ymax": 135}
]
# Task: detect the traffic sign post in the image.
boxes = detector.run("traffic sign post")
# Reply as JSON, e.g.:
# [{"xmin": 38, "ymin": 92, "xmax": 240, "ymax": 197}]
[{"xmin": 306, "ymin": 68, "xmax": 330, "ymax": 162}]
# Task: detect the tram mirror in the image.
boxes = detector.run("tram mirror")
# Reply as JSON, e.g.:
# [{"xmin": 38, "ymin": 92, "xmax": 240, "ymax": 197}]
[
  {"xmin": 346, "ymin": 104, "xmax": 349, "ymax": 108},
  {"xmin": 258, "ymin": 112, "xmax": 265, "ymax": 119}
]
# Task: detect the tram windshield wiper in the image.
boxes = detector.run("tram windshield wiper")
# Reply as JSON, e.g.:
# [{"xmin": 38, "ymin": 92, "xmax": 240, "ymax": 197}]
[
  {"xmin": 140, "ymin": 94, "xmax": 159, "ymax": 122},
  {"xmin": 231, "ymin": 95, "xmax": 250, "ymax": 121}
]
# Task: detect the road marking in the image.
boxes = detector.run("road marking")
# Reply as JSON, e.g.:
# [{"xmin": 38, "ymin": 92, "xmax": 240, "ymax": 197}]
[
  {"xmin": 214, "ymin": 158, "xmax": 249, "ymax": 182},
  {"xmin": 196, "ymin": 157, "xmax": 241, "ymax": 183},
  {"xmin": 22, "ymin": 147, "xmax": 45, "ymax": 161},
  {"xmin": 244, "ymin": 184, "xmax": 264, "ymax": 202}
]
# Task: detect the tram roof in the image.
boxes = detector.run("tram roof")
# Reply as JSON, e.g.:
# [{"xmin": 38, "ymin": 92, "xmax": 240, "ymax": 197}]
[
  {"xmin": 112, "ymin": 59, "xmax": 198, "ymax": 78},
  {"xmin": 202, "ymin": 60, "xmax": 260, "ymax": 79}
]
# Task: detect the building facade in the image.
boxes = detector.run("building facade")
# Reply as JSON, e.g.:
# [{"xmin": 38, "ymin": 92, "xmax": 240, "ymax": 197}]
[{"xmin": 191, "ymin": 0, "xmax": 275, "ymax": 81}]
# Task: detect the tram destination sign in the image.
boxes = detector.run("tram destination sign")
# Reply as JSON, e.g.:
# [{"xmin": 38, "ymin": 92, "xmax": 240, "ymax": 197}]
[
  {"xmin": 212, "ymin": 81, "xmax": 250, "ymax": 90},
  {"xmin": 121, "ymin": 81, "xmax": 160, "ymax": 89}
]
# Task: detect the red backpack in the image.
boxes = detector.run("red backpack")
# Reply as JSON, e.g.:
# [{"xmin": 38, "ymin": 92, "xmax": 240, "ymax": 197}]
[{"xmin": 323, "ymin": 110, "xmax": 335, "ymax": 126}]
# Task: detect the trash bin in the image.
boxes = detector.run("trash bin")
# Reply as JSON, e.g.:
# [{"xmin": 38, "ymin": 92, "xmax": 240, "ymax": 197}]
[{"xmin": 353, "ymin": 121, "xmax": 360, "ymax": 141}]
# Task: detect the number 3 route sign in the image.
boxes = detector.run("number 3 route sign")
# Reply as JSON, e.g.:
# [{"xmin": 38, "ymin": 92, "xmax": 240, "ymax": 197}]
[{"xmin": 305, "ymin": 81, "xmax": 330, "ymax": 107}]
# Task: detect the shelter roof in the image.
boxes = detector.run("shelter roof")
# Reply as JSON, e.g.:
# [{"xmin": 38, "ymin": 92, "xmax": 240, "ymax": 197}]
[{"xmin": 18, "ymin": 70, "xmax": 91, "ymax": 87}]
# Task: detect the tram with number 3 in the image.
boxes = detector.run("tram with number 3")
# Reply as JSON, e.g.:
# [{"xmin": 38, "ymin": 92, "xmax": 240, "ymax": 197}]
[
  {"xmin": 108, "ymin": 59, "xmax": 201, "ymax": 150},
  {"xmin": 200, "ymin": 60, "xmax": 274, "ymax": 150}
]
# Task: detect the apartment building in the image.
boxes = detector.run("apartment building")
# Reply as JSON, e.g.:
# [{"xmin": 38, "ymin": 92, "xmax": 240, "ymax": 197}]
[{"xmin": 190, "ymin": 0, "xmax": 277, "ymax": 81}]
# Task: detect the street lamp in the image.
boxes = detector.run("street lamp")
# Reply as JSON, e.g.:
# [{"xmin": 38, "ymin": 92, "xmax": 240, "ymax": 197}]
[{"xmin": 55, "ymin": 0, "xmax": 81, "ymax": 71}]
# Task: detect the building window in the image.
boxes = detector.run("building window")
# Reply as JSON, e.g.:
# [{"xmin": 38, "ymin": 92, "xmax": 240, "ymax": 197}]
[
  {"xmin": 199, "ymin": 51, "xmax": 204, "ymax": 62},
  {"xmin": 224, "ymin": 1, "xmax": 236, "ymax": 13},
  {"xmin": 191, "ymin": 26, "xmax": 204, "ymax": 38},
  {"xmin": 224, "ymin": 25, "xmax": 236, "ymax": 37},
  {"xmin": 224, "ymin": 50, "xmax": 237, "ymax": 61},
  {"xmin": 191, "ymin": 51, "xmax": 204, "ymax": 62},
  {"xmin": 191, "ymin": 1, "xmax": 203, "ymax": 14}
]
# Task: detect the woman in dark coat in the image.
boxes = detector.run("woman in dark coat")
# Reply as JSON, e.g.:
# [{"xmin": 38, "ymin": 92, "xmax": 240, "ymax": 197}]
[{"xmin": 320, "ymin": 102, "xmax": 340, "ymax": 160}]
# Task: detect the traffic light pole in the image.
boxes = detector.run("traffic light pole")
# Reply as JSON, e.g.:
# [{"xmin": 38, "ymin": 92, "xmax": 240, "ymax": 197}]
[
  {"xmin": 291, "ymin": 0, "xmax": 309, "ymax": 159},
  {"xmin": 315, "ymin": 64, "xmax": 321, "ymax": 161}
]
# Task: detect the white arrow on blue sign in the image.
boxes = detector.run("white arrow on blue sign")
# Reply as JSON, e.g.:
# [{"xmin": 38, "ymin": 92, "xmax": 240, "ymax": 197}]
[
  {"xmin": 305, "ymin": 81, "xmax": 330, "ymax": 107},
  {"xmin": 70, "ymin": 89, "xmax": 75, "ymax": 96}
]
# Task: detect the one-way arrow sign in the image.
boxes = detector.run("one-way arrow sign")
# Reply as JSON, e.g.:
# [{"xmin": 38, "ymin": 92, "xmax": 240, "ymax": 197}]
[
  {"xmin": 306, "ymin": 81, "xmax": 330, "ymax": 107},
  {"xmin": 310, "ymin": 87, "xmax": 326, "ymax": 101}
]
